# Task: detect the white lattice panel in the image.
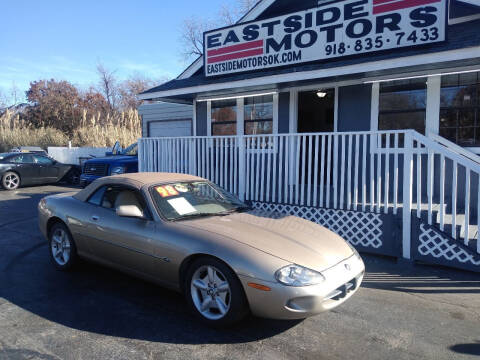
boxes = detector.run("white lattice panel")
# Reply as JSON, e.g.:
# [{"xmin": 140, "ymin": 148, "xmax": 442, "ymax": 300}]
[
  {"xmin": 418, "ymin": 224, "xmax": 480, "ymax": 265},
  {"xmin": 251, "ymin": 202, "xmax": 383, "ymax": 249}
]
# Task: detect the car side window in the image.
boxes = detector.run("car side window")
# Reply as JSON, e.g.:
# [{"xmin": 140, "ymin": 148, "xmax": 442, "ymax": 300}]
[
  {"xmin": 34, "ymin": 155, "xmax": 54, "ymax": 165},
  {"xmin": 101, "ymin": 186, "xmax": 150, "ymax": 218},
  {"xmin": 87, "ymin": 186, "xmax": 107, "ymax": 206},
  {"xmin": 102, "ymin": 186, "xmax": 122, "ymax": 209},
  {"xmin": 10, "ymin": 154, "xmax": 34, "ymax": 164}
]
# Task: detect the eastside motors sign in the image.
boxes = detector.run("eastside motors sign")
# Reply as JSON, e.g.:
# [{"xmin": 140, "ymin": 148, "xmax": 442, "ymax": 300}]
[{"xmin": 204, "ymin": 0, "xmax": 447, "ymax": 77}]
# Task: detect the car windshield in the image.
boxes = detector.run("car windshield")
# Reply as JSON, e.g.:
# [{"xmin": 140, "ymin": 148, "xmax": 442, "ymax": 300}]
[
  {"xmin": 121, "ymin": 143, "xmax": 138, "ymax": 156},
  {"xmin": 150, "ymin": 181, "xmax": 248, "ymax": 221}
]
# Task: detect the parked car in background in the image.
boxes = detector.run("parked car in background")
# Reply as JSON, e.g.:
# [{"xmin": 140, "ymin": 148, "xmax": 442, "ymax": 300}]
[
  {"xmin": 38, "ymin": 172, "xmax": 364, "ymax": 326},
  {"xmin": 0, "ymin": 152, "xmax": 81, "ymax": 190},
  {"xmin": 79, "ymin": 142, "xmax": 138, "ymax": 187},
  {"xmin": 9, "ymin": 146, "xmax": 48, "ymax": 155}
]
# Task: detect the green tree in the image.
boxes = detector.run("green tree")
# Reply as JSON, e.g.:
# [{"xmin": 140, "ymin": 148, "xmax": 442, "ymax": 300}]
[{"xmin": 26, "ymin": 79, "xmax": 82, "ymax": 134}]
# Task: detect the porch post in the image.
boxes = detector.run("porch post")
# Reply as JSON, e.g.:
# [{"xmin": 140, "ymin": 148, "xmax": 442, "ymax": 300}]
[
  {"xmin": 288, "ymin": 90, "xmax": 298, "ymax": 190},
  {"xmin": 191, "ymin": 99, "xmax": 197, "ymax": 175},
  {"xmin": 138, "ymin": 138, "xmax": 144, "ymax": 172},
  {"xmin": 192, "ymin": 99, "xmax": 197, "ymax": 136},
  {"xmin": 189, "ymin": 138, "xmax": 196, "ymax": 175},
  {"xmin": 426, "ymin": 75, "xmax": 441, "ymax": 137},
  {"xmin": 237, "ymin": 98, "xmax": 246, "ymax": 200},
  {"xmin": 370, "ymin": 82, "xmax": 379, "ymax": 132},
  {"xmin": 402, "ymin": 131, "xmax": 414, "ymax": 259},
  {"xmin": 238, "ymin": 136, "xmax": 246, "ymax": 201}
]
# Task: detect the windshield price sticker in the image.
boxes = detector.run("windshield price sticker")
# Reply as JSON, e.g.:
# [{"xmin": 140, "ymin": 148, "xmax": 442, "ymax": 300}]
[
  {"xmin": 204, "ymin": 0, "xmax": 446, "ymax": 76},
  {"xmin": 174, "ymin": 184, "xmax": 190, "ymax": 193},
  {"xmin": 156, "ymin": 185, "xmax": 179, "ymax": 198},
  {"xmin": 167, "ymin": 197, "xmax": 197, "ymax": 215}
]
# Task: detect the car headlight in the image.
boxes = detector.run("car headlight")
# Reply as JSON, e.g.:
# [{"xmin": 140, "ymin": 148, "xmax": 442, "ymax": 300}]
[
  {"xmin": 110, "ymin": 166, "xmax": 126, "ymax": 175},
  {"xmin": 275, "ymin": 265, "xmax": 325, "ymax": 287},
  {"xmin": 346, "ymin": 241, "xmax": 362, "ymax": 260}
]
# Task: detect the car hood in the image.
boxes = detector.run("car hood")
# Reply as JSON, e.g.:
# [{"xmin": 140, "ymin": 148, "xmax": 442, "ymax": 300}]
[
  {"xmin": 179, "ymin": 210, "xmax": 354, "ymax": 272},
  {"xmin": 86, "ymin": 155, "xmax": 137, "ymax": 163}
]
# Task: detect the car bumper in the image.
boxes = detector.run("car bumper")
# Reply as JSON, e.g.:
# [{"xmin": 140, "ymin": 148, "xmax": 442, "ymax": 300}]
[
  {"xmin": 37, "ymin": 199, "xmax": 49, "ymax": 240},
  {"xmin": 239, "ymin": 254, "xmax": 365, "ymax": 320}
]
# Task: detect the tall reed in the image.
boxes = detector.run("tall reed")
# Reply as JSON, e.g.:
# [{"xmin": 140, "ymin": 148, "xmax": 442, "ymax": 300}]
[{"xmin": 0, "ymin": 108, "xmax": 141, "ymax": 152}]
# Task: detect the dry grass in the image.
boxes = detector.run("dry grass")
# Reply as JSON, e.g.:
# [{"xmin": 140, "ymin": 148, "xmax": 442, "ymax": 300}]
[{"xmin": 0, "ymin": 108, "xmax": 141, "ymax": 152}]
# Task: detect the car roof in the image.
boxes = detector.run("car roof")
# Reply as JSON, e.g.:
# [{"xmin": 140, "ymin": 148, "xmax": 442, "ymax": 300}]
[
  {"xmin": 12, "ymin": 146, "xmax": 45, "ymax": 151},
  {"xmin": 2, "ymin": 152, "xmax": 45, "ymax": 156},
  {"xmin": 0, "ymin": 152, "xmax": 38, "ymax": 158},
  {"xmin": 73, "ymin": 172, "xmax": 206, "ymax": 201}
]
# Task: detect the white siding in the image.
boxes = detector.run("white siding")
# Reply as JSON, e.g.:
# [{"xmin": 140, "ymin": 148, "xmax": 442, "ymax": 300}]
[{"xmin": 138, "ymin": 102, "xmax": 192, "ymax": 137}]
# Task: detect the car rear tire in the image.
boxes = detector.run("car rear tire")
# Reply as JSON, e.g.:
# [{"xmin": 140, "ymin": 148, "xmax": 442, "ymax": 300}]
[
  {"xmin": 1, "ymin": 171, "xmax": 20, "ymax": 190},
  {"xmin": 185, "ymin": 257, "xmax": 249, "ymax": 326},
  {"xmin": 49, "ymin": 222, "xmax": 78, "ymax": 271}
]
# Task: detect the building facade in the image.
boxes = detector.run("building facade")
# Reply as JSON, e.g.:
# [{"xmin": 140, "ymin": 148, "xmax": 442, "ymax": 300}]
[
  {"xmin": 140, "ymin": 0, "xmax": 480, "ymax": 151},
  {"xmin": 138, "ymin": 0, "xmax": 480, "ymax": 272},
  {"xmin": 138, "ymin": 102, "xmax": 192, "ymax": 138}
]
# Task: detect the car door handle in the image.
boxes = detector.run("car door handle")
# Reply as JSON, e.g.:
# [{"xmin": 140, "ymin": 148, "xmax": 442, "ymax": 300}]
[{"xmin": 91, "ymin": 215, "xmax": 99, "ymax": 221}]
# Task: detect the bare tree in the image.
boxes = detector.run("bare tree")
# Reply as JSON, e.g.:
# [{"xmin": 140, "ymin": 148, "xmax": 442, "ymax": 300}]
[
  {"xmin": 0, "ymin": 89, "xmax": 7, "ymax": 109},
  {"xmin": 180, "ymin": 17, "xmax": 213, "ymax": 60},
  {"xmin": 180, "ymin": 0, "xmax": 257, "ymax": 62},
  {"xmin": 118, "ymin": 75, "xmax": 169, "ymax": 110},
  {"xmin": 219, "ymin": 0, "xmax": 258, "ymax": 25},
  {"xmin": 10, "ymin": 81, "xmax": 20, "ymax": 106},
  {"xmin": 96, "ymin": 62, "xmax": 118, "ymax": 111}
]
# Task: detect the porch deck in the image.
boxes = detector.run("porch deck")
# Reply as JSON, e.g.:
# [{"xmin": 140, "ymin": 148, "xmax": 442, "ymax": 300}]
[{"xmin": 139, "ymin": 130, "xmax": 480, "ymax": 272}]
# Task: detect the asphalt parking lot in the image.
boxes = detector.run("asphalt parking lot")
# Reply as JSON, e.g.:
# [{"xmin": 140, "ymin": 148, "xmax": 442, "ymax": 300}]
[{"xmin": 0, "ymin": 185, "xmax": 479, "ymax": 360}]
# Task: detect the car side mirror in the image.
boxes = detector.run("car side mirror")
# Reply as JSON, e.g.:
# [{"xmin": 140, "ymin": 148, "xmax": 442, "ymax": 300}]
[{"xmin": 116, "ymin": 205, "xmax": 144, "ymax": 219}]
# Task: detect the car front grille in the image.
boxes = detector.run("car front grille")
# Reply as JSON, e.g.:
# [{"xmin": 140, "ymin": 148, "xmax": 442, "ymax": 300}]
[
  {"xmin": 83, "ymin": 163, "xmax": 109, "ymax": 176},
  {"xmin": 324, "ymin": 275, "xmax": 361, "ymax": 301}
]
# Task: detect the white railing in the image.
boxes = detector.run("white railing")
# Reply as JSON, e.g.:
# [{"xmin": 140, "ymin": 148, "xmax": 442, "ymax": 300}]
[
  {"xmin": 139, "ymin": 130, "xmax": 480, "ymax": 257},
  {"xmin": 410, "ymin": 132, "xmax": 480, "ymax": 253},
  {"xmin": 139, "ymin": 131, "xmax": 407, "ymax": 211},
  {"xmin": 430, "ymin": 134, "xmax": 480, "ymax": 164}
]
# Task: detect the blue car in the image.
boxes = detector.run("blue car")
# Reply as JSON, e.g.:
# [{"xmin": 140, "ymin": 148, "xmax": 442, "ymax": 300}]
[{"xmin": 80, "ymin": 143, "xmax": 138, "ymax": 187}]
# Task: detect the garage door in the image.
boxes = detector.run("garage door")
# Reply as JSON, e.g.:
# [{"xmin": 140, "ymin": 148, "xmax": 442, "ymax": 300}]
[{"xmin": 148, "ymin": 119, "xmax": 192, "ymax": 137}]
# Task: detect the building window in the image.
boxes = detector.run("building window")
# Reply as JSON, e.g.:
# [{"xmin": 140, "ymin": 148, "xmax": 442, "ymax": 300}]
[
  {"xmin": 440, "ymin": 72, "xmax": 480, "ymax": 146},
  {"xmin": 211, "ymin": 99, "xmax": 237, "ymax": 136},
  {"xmin": 378, "ymin": 78, "xmax": 427, "ymax": 134},
  {"xmin": 244, "ymin": 95, "xmax": 273, "ymax": 135}
]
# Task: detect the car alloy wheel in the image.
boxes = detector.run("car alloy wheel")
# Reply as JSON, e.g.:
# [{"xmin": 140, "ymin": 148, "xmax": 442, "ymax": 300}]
[
  {"xmin": 3, "ymin": 172, "xmax": 20, "ymax": 190},
  {"xmin": 49, "ymin": 223, "xmax": 77, "ymax": 271},
  {"xmin": 51, "ymin": 227, "xmax": 71, "ymax": 266},
  {"xmin": 190, "ymin": 265, "xmax": 231, "ymax": 321}
]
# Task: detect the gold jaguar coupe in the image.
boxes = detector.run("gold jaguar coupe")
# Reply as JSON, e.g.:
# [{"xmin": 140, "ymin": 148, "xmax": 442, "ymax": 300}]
[{"xmin": 38, "ymin": 173, "xmax": 364, "ymax": 325}]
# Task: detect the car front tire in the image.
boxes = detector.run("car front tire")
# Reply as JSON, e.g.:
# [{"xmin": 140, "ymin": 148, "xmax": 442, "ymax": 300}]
[
  {"xmin": 63, "ymin": 168, "xmax": 81, "ymax": 185},
  {"xmin": 185, "ymin": 257, "xmax": 249, "ymax": 326},
  {"xmin": 49, "ymin": 222, "xmax": 78, "ymax": 271},
  {"xmin": 1, "ymin": 171, "xmax": 20, "ymax": 190}
]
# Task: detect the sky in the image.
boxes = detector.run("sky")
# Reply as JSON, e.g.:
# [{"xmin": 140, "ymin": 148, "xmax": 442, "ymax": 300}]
[{"xmin": 0, "ymin": 0, "xmax": 229, "ymax": 103}]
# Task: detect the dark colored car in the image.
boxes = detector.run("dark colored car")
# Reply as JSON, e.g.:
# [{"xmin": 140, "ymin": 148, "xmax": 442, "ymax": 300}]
[
  {"xmin": 10, "ymin": 146, "xmax": 48, "ymax": 155},
  {"xmin": 79, "ymin": 142, "xmax": 138, "ymax": 187},
  {"xmin": 0, "ymin": 152, "xmax": 79, "ymax": 190}
]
